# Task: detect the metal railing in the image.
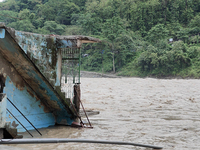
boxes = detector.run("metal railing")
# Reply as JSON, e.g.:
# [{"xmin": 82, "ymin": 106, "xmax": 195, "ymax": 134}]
[{"xmin": 61, "ymin": 47, "xmax": 81, "ymax": 99}]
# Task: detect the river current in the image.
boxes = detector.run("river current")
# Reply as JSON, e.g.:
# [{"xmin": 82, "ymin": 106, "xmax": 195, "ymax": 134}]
[{"xmin": 2, "ymin": 77, "xmax": 200, "ymax": 150}]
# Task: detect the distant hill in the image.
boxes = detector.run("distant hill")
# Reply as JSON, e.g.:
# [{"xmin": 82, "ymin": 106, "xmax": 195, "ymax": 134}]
[{"xmin": 1, "ymin": 0, "xmax": 200, "ymax": 78}]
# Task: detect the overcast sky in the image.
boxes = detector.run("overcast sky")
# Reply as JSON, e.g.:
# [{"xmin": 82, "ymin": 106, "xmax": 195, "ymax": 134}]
[{"xmin": 0, "ymin": 0, "xmax": 4, "ymax": 2}]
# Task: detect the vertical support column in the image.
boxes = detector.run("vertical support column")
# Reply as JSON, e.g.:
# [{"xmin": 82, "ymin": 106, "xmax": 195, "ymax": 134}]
[
  {"xmin": 73, "ymin": 84, "xmax": 80, "ymax": 113},
  {"xmin": 77, "ymin": 40, "xmax": 82, "ymax": 84},
  {"xmin": 78, "ymin": 48, "xmax": 81, "ymax": 84},
  {"xmin": 56, "ymin": 48, "xmax": 62, "ymax": 86},
  {"xmin": 0, "ymin": 93, "xmax": 7, "ymax": 139},
  {"xmin": 0, "ymin": 73, "xmax": 6, "ymax": 138}
]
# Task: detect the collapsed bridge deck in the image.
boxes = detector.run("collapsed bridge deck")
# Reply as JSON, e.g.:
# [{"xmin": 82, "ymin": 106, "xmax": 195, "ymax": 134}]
[{"xmin": 0, "ymin": 23, "xmax": 100, "ymax": 137}]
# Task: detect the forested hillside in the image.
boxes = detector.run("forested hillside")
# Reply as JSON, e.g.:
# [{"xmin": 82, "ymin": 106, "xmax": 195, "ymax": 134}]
[{"xmin": 1, "ymin": 0, "xmax": 200, "ymax": 78}]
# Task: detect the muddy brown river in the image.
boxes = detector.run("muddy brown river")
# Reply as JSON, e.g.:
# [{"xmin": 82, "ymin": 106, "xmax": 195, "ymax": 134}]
[{"xmin": 2, "ymin": 77, "xmax": 200, "ymax": 149}]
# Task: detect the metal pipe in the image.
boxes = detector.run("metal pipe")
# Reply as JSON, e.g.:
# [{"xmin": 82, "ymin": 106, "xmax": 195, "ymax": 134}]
[
  {"xmin": 0, "ymin": 138, "xmax": 163, "ymax": 149},
  {"xmin": 6, "ymin": 109, "xmax": 33, "ymax": 137},
  {"xmin": 7, "ymin": 98, "xmax": 42, "ymax": 136}
]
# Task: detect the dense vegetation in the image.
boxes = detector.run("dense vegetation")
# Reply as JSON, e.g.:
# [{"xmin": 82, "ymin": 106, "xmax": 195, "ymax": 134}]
[{"xmin": 1, "ymin": 0, "xmax": 200, "ymax": 78}]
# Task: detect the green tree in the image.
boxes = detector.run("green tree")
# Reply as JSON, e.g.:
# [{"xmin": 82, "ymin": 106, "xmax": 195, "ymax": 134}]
[
  {"xmin": 72, "ymin": 13, "xmax": 102, "ymax": 35},
  {"xmin": 146, "ymin": 24, "xmax": 169, "ymax": 43},
  {"xmin": 101, "ymin": 16, "xmax": 127, "ymax": 72},
  {"xmin": 42, "ymin": 21, "xmax": 65, "ymax": 35},
  {"xmin": 39, "ymin": 0, "xmax": 79, "ymax": 25},
  {"xmin": 0, "ymin": 0, "xmax": 20, "ymax": 11},
  {"xmin": 8, "ymin": 20, "xmax": 35, "ymax": 32},
  {"xmin": 18, "ymin": 9, "xmax": 31, "ymax": 19},
  {"xmin": 0, "ymin": 10, "xmax": 18, "ymax": 24},
  {"xmin": 189, "ymin": 14, "xmax": 200, "ymax": 35}
]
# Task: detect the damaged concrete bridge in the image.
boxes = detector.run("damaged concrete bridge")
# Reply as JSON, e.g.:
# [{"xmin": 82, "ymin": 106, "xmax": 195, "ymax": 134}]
[{"xmin": 0, "ymin": 23, "xmax": 100, "ymax": 138}]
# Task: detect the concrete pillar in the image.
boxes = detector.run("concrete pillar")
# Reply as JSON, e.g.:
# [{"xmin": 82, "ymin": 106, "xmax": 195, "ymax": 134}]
[
  {"xmin": 56, "ymin": 48, "xmax": 62, "ymax": 86},
  {"xmin": 0, "ymin": 94, "xmax": 6, "ymax": 139},
  {"xmin": 73, "ymin": 84, "xmax": 80, "ymax": 113},
  {"xmin": 0, "ymin": 94, "xmax": 7, "ymax": 128}
]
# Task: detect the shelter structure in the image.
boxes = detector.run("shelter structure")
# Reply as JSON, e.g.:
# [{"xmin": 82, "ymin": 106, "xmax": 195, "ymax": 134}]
[{"xmin": 0, "ymin": 23, "xmax": 100, "ymax": 138}]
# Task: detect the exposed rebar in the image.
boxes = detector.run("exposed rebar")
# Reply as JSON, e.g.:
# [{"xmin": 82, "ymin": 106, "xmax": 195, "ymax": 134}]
[
  {"xmin": 74, "ymin": 86, "xmax": 92, "ymax": 128},
  {"xmin": 69, "ymin": 95, "xmax": 84, "ymax": 127}
]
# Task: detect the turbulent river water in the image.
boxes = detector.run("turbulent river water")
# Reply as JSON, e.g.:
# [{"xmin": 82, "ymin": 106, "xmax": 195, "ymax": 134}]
[{"xmin": 2, "ymin": 77, "xmax": 200, "ymax": 150}]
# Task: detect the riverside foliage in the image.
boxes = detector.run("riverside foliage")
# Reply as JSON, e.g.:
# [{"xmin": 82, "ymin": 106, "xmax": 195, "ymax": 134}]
[{"xmin": 1, "ymin": 0, "xmax": 200, "ymax": 77}]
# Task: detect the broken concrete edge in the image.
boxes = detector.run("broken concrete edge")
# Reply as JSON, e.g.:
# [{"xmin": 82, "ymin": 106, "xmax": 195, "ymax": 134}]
[
  {"xmin": 0, "ymin": 94, "xmax": 6, "ymax": 128},
  {"xmin": 0, "ymin": 93, "xmax": 6, "ymax": 102},
  {"xmin": 0, "ymin": 94, "xmax": 20, "ymax": 139},
  {"xmin": 57, "ymin": 35, "xmax": 101, "ymax": 43},
  {"xmin": 0, "ymin": 22, "xmax": 101, "ymax": 45},
  {"xmin": 0, "ymin": 23, "xmax": 102, "ymax": 126}
]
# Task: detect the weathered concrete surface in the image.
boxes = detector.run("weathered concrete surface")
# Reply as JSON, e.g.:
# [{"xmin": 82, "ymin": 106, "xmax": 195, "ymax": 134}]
[
  {"xmin": 0, "ymin": 94, "xmax": 6, "ymax": 128},
  {"xmin": 0, "ymin": 46, "xmax": 55, "ymax": 132},
  {"xmin": 0, "ymin": 26, "xmax": 75, "ymax": 127},
  {"xmin": 0, "ymin": 23, "xmax": 101, "ymax": 133},
  {"xmin": 0, "ymin": 26, "xmax": 73, "ymax": 133}
]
